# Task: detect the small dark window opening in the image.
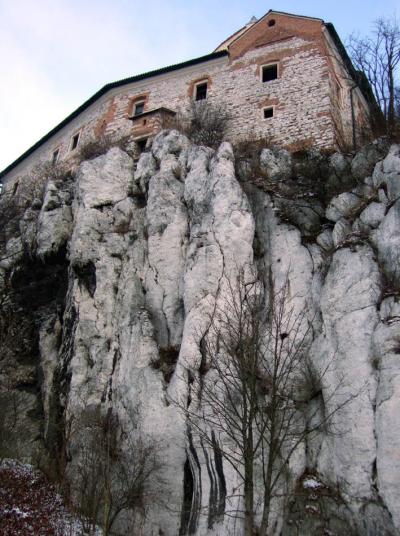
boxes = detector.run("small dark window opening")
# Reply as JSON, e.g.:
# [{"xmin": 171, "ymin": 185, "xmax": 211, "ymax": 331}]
[
  {"xmin": 262, "ymin": 64, "xmax": 278, "ymax": 82},
  {"xmin": 137, "ymin": 138, "xmax": 148, "ymax": 153},
  {"xmin": 134, "ymin": 101, "xmax": 145, "ymax": 116},
  {"xmin": 143, "ymin": 119, "xmax": 147, "ymax": 125},
  {"xmin": 195, "ymin": 82, "xmax": 208, "ymax": 101},
  {"xmin": 264, "ymin": 107, "xmax": 274, "ymax": 119},
  {"xmin": 134, "ymin": 138, "xmax": 148, "ymax": 164},
  {"xmin": 13, "ymin": 181, "xmax": 19, "ymax": 196},
  {"xmin": 52, "ymin": 149, "xmax": 60, "ymax": 165},
  {"xmin": 268, "ymin": 19, "xmax": 276, "ymax": 27},
  {"xmin": 71, "ymin": 133, "xmax": 80, "ymax": 151}
]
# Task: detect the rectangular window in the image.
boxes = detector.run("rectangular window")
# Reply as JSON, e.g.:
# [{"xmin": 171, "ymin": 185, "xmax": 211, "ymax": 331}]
[
  {"xmin": 195, "ymin": 82, "xmax": 208, "ymax": 101},
  {"xmin": 52, "ymin": 148, "xmax": 60, "ymax": 164},
  {"xmin": 70, "ymin": 133, "xmax": 80, "ymax": 151},
  {"xmin": 262, "ymin": 64, "xmax": 278, "ymax": 82},
  {"xmin": 134, "ymin": 101, "xmax": 145, "ymax": 116},
  {"xmin": 263, "ymin": 107, "xmax": 274, "ymax": 119}
]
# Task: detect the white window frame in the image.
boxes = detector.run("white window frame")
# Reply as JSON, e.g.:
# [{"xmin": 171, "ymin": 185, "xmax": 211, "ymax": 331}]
[
  {"xmin": 260, "ymin": 62, "xmax": 279, "ymax": 83},
  {"xmin": 262, "ymin": 106, "xmax": 274, "ymax": 119},
  {"xmin": 194, "ymin": 79, "xmax": 208, "ymax": 101}
]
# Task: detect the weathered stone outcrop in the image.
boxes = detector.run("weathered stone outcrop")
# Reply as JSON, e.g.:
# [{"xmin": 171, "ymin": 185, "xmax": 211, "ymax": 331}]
[{"xmin": 1, "ymin": 133, "xmax": 400, "ymax": 535}]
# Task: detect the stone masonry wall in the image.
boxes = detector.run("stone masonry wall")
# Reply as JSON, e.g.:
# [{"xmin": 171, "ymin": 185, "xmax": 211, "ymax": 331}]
[
  {"xmin": 99, "ymin": 34, "xmax": 335, "ymax": 150},
  {"xmin": 2, "ymin": 13, "xmax": 372, "ymax": 186}
]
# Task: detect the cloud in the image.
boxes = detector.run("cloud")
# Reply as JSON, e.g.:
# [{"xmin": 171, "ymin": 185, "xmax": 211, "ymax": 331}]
[{"xmin": 0, "ymin": 32, "xmax": 77, "ymax": 169}]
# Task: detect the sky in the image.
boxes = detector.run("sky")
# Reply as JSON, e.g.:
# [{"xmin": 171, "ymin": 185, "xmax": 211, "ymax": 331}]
[{"xmin": 0, "ymin": 0, "xmax": 399, "ymax": 171}]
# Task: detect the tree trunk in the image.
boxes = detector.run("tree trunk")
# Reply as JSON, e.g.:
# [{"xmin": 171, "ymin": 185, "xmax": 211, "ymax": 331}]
[
  {"xmin": 243, "ymin": 430, "xmax": 254, "ymax": 536},
  {"xmin": 259, "ymin": 482, "xmax": 272, "ymax": 536},
  {"xmin": 387, "ymin": 64, "xmax": 395, "ymax": 131},
  {"xmin": 244, "ymin": 472, "xmax": 254, "ymax": 536},
  {"xmin": 259, "ymin": 409, "xmax": 277, "ymax": 536}
]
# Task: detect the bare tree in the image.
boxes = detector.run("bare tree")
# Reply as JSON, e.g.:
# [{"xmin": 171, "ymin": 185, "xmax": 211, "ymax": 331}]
[
  {"xmin": 256, "ymin": 279, "xmax": 319, "ymax": 536},
  {"xmin": 348, "ymin": 17, "xmax": 400, "ymax": 131},
  {"xmin": 69, "ymin": 404, "xmax": 163, "ymax": 535},
  {"xmin": 177, "ymin": 269, "xmax": 355, "ymax": 536}
]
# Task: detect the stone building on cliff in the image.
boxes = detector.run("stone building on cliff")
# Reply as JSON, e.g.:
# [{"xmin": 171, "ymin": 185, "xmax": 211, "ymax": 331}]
[{"xmin": 1, "ymin": 9, "xmax": 376, "ymax": 187}]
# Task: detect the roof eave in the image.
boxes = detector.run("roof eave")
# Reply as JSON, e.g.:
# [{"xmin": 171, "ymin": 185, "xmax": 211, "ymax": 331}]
[
  {"xmin": 214, "ymin": 9, "xmax": 325, "ymax": 54},
  {"xmin": 266, "ymin": 10, "xmax": 324, "ymax": 23},
  {"xmin": 0, "ymin": 50, "xmax": 228, "ymax": 180},
  {"xmin": 324, "ymin": 23, "xmax": 378, "ymax": 108}
]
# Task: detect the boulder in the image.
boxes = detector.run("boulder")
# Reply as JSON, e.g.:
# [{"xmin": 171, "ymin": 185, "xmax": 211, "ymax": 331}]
[
  {"xmin": 351, "ymin": 138, "xmax": 389, "ymax": 180},
  {"xmin": 371, "ymin": 199, "xmax": 400, "ymax": 287},
  {"xmin": 260, "ymin": 147, "xmax": 293, "ymax": 181},
  {"xmin": 372, "ymin": 144, "xmax": 400, "ymax": 202},
  {"xmin": 332, "ymin": 218, "xmax": 352, "ymax": 247}
]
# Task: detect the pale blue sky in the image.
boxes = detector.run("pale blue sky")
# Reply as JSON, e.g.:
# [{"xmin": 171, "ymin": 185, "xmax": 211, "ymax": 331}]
[{"xmin": 0, "ymin": 0, "xmax": 399, "ymax": 170}]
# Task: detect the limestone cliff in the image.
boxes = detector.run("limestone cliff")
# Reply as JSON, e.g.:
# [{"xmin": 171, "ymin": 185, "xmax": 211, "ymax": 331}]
[{"xmin": 1, "ymin": 132, "xmax": 400, "ymax": 535}]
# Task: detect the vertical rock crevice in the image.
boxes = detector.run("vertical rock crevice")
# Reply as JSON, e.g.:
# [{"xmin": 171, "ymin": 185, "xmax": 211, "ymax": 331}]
[{"xmin": 1, "ymin": 135, "xmax": 400, "ymax": 535}]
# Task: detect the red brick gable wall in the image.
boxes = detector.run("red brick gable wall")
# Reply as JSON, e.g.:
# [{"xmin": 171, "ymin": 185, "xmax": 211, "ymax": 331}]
[{"xmin": 228, "ymin": 13, "xmax": 325, "ymax": 60}]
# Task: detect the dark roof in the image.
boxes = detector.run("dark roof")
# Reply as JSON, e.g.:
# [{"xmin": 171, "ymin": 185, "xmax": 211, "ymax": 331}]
[
  {"xmin": 129, "ymin": 107, "xmax": 176, "ymax": 120},
  {"xmin": 265, "ymin": 9, "xmax": 324, "ymax": 22},
  {"xmin": 324, "ymin": 23, "xmax": 377, "ymax": 107},
  {"xmin": 0, "ymin": 50, "xmax": 228, "ymax": 180}
]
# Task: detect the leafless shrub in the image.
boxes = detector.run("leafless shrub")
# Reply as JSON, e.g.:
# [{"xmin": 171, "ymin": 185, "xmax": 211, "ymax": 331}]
[
  {"xmin": 238, "ymin": 141, "xmax": 359, "ymax": 210},
  {"xmin": 0, "ymin": 160, "xmax": 72, "ymax": 250},
  {"xmin": 68, "ymin": 405, "xmax": 164, "ymax": 535},
  {"xmin": 0, "ymin": 179, "xmax": 40, "ymax": 248},
  {"xmin": 174, "ymin": 101, "xmax": 230, "ymax": 149},
  {"xmin": 233, "ymin": 133, "xmax": 274, "ymax": 182},
  {"xmin": 78, "ymin": 134, "xmax": 134, "ymax": 161}
]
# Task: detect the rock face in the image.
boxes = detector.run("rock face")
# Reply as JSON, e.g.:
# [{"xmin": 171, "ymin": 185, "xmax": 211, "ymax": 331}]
[{"xmin": 1, "ymin": 133, "xmax": 400, "ymax": 535}]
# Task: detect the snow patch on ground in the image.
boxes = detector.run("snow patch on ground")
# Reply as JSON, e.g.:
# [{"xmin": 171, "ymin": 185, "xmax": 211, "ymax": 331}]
[
  {"xmin": 302, "ymin": 477, "xmax": 324, "ymax": 490},
  {"xmin": 0, "ymin": 459, "xmax": 102, "ymax": 535}
]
